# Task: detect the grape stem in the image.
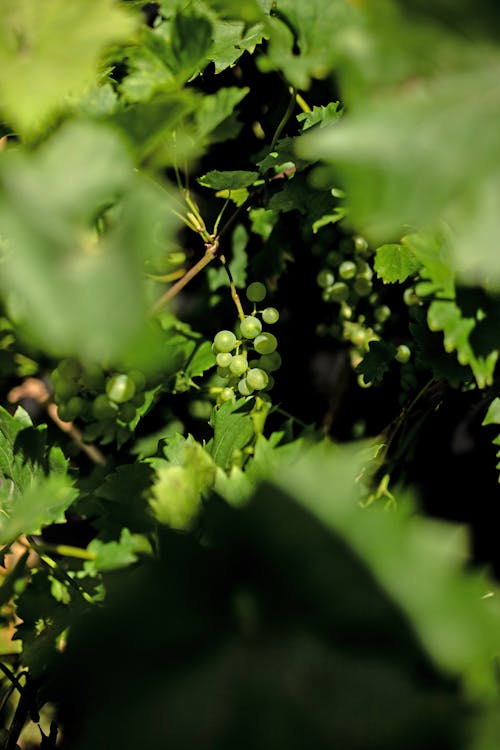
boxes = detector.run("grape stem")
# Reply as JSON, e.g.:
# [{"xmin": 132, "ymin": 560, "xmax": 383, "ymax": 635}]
[{"xmin": 150, "ymin": 237, "xmax": 219, "ymax": 314}]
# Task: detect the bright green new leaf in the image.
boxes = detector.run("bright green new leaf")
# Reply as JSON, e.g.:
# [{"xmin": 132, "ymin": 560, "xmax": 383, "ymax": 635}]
[
  {"xmin": 0, "ymin": 0, "xmax": 137, "ymax": 137},
  {"xmin": 149, "ymin": 440, "xmax": 216, "ymax": 529},
  {"xmin": 374, "ymin": 244, "xmax": 422, "ymax": 284}
]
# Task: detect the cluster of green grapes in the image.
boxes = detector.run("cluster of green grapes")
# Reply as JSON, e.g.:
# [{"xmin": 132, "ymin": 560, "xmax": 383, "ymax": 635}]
[
  {"xmin": 316, "ymin": 236, "xmax": 414, "ymax": 387},
  {"xmin": 50, "ymin": 359, "xmax": 148, "ymax": 444},
  {"xmin": 212, "ymin": 282, "xmax": 281, "ymax": 403}
]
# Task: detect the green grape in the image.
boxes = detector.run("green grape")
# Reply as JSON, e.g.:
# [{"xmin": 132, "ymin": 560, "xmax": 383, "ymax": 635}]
[
  {"xmin": 350, "ymin": 327, "xmax": 367, "ymax": 347},
  {"xmin": 58, "ymin": 358, "xmax": 81, "ymax": 380},
  {"xmin": 338, "ymin": 261, "xmax": 357, "ymax": 280},
  {"xmin": 81, "ymin": 364, "xmax": 105, "ymax": 391},
  {"xmin": 340, "ymin": 303, "xmax": 353, "ymax": 319},
  {"xmin": 246, "ymin": 368, "xmax": 269, "ymax": 390},
  {"xmin": 240, "ymin": 315, "xmax": 262, "ymax": 339},
  {"xmin": 262, "ymin": 307, "xmax": 279, "ymax": 325},
  {"xmin": 326, "ymin": 250, "xmax": 341, "ymax": 266},
  {"xmin": 119, "ymin": 402, "xmax": 137, "ymax": 423},
  {"xmin": 229, "ymin": 355, "xmax": 248, "ymax": 376},
  {"xmin": 258, "ymin": 351, "xmax": 282, "ymax": 372},
  {"xmin": 254, "ymin": 332, "xmax": 278, "ymax": 355},
  {"xmin": 353, "ymin": 277, "xmax": 373, "ymax": 296},
  {"xmin": 354, "ymin": 236, "xmax": 368, "ymax": 253},
  {"xmin": 238, "ymin": 378, "xmax": 254, "ymax": 396},
  {"xmin": 396, "ymin": 344, "xmax": 411, "ymax": 363},
  {"xmin": 106, "ymin": 373, "xmax": 136, "ymax": 404},
  {"xmin": 264, "ymin": 374, "xmax": 275, "ymax": 391},
  {"xmin": 217, "ymin": 366, "xmax": 231, "ymax": 379},
  {"xmin": 57, "ymin": 396, "xmax": 85, "ymax": 422},
  {"xmin": 53, "ymin": 376, "xmax": 80, "ymax": 401},
  {"xmin": 213, "ymin": 330, "xmax": 237, "ymax": 353},
  {"xmin": 357, "ymin": 373, "xmax": 372, "ymax": 389},
  {"xmin": 355, "ymin": 260, "xmax": 373, "ymax": 279},
  {"xmin": 220, "ymin": 387, "xmax": 236, "ymax": 402},
  {"xmin": 329, "ymin": 282, "xmax": 350, "ymax": 303},
  {"xmin": 403, "ymin": 287, "xmax": 420, "ymax": 306},
  {"xmin": 128, "ymin": 369, "xmax": 146, "ymax": 390},
  {"xmin": 92, "ymin": 394, "xmax": 116, "ymax": 419},
  {"xmin": 374, "ymin": 305, "xmax": 391, "ymax": 323},
  {"xmin": 216, "ymin": 352, "xmax": 233, "ymax": 368},
  {"xmin": 317, "ymin": 269, "xmax": 335, "ymax": 288},
  {"xmin": 246, "ymin": 282, "xmax": 267, "ymax": 302}
]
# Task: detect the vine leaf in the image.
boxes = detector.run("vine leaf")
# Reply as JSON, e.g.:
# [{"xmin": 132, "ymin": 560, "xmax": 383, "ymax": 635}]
[
  {"xmin": 83, "ymin": 529, "xmax": 140, "ymax": 574},
  {"xmin": 297, "ymin": 102, "xmax": 343, "ymax": 132},
  {"xmin": 482, "ymin": 397, "xmax": 500, "ymax": 483},
  {"xmin": 427, "ymin": 301, "xmax": 498, "ymax": 388},
  {"xmin": 0, "ymin": 0, "xmax": 136, "ymax": 138},
  {"xmin": 198, "ymin": 170, "xmax": 259, "ymax": 190},
  {"xmin": 374, "ymin": 243, "xmax": 422, "ymax": 284},
  {"xmin": 149, "ymin": 439, "xmax": 216, "ymax": 529},
  {"xmin": 274, "ymin": 439, "xmax": 500, "ymax": 698},
  {"xmin": 209, "ymin": 398, "xmax": 254, "ymax": 469}
]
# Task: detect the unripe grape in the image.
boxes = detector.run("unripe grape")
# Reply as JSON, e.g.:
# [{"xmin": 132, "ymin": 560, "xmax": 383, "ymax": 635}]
[
  {"xmin": 340, "ymin": 303, "xmax": 353, "ymax": 319},
  {"xmin": 128, "ymin": 369, "xmax": 146, "ymax": 390},
  {"xmin": 246, "ymin": 282, "xmax": 267, "ymax": 302},
  {"xmin": 258, "ymin": 351, "xmax": 282, "ymax": 372},
  {"xmin": 216, "ymin": 352, "xmax": 233, "ymax": 368},
  {"xmin": 217, "ymin": 366, "xmax": 231, "ymax": 379},
  {"xmin": 58, "ymin": 358, "xmax": 81, "ymax": 380},
  {"xmin": 92, "ymin": 394, "xmax": 116, "ymax": 419},
  {"xmin": 57, "ymin": 396, "xmax": 85, "ymax": 422},
  {"xmin": 246, "ymin": 368, "xmax": 269, "ymax": 390},
  {"xmin": 317, "ymin": 269, "xmax": 335, "ymax": 288},
  {"xmin": 338, "ymin": 260, "xmax": 357, "ymax": 280},
  {"xmin": 240, "ymin": 315, "xmax": 262, "ymax": 339},
  {"xmin": 53, "ymin": 376, "xmax": 80, "ymax": 401},
  {"xmin": 213, "ymin": 330, "xmax": 237, "ymax": 353},
  {"xmin": 403, "ymin": 287, "xmax": 420, "ymax": 306},
  {"xmin": 229, "ymin": 355, "xmax": 248, "ymax": 376},
  {"xmin": 81, "ymin": 364, "xmax": 105, "ymax": 391},
  {"xmin": 262, "ymin": 307, "xmax": 279, "ymax": 325},
  {"xmin": 238, "ymin": 378, "xmax": 254, "ymax": 396},
  {"xmin": 329, "ymin": 282, "xmax": 350, "ymax": 302},
  {"xmin": 353, "ymin": 277, "xmax": 373, "ymax": 296},
  {"xmin": 254, "ymin": 332, "xmax": 278, "ymax": 355},
  {"xmin": 220, "ymin": 387, "xmax": 236, "ymax": 402},
  {"xmin": 357, "ymin": 373, "xmax": 372, "ymax": 389},
  {"xmin": 326, "ymin": 250, "xmax": 342, "ymax": 266},
  {"xmin": 354, "ymin": 236, "xmax": 368, "ymax": 253},
  {"xmin": 106, "ymin": 374, "xmax": 136, "ymax": 404},
  {"xmin": 396, "ymin": 344, "xmax": 411, "ymax": 363},
  {"xmin": 374, "ymin": 305, "xmax": 391, "ymax": 323}
]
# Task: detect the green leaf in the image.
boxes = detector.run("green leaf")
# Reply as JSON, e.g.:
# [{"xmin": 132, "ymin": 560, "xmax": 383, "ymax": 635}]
[
  {"xmin": 0, "ymin": 0, "xmax": 137, "ymax": 138},
  {"xmin": 274, "ymin": 439, "xmax": 500, "ymax": 698},
  {"xmin": 297, "ymin": 102, "xmax": 343, "ymax": 131},
  {"xmin": 0, "ymin": 474, "xmax": 78, "ymax": 545},
  {"xmin": 84, "ymin": 529, "xmax": 140, "ymax": 574},
  {"xmin": 209, "ymin": 398, "xmax": 255, "ymax": 469},
  {"xmin": 374, "ymin": 244, "xmax": 422, "ymax": 284},
  {"xmin": 0, "ymin": 121, "xmax": 180, "ymax": 363},
  {"xmin": 198, "ymin": 170, "xmax": 259, "ymax": 190},
  {"xmin": 356, "ymin": 340, "xmax": 397, "ymax": 385},
  {"xmin": 149, "ymin": 439, "xmax": 216, "ymax": 529},
  {"xmin": 482, "ymin": 397, "xmax": 500, "ymax": 484},
  {"xmin": 298, "ymin": 59, "xmax": 500, "ymax": 289},
  {"xmin": 427, "ymin": 300, "xmax": 498, "ymax": 388},
  {"xmin": 259, "ymin": 0, "xmax": 357, "ymax": 89}
]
